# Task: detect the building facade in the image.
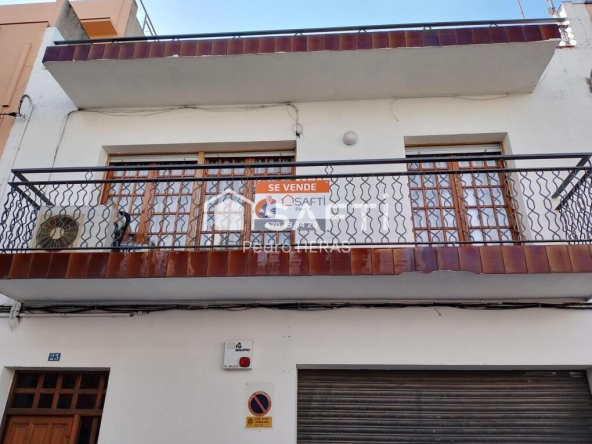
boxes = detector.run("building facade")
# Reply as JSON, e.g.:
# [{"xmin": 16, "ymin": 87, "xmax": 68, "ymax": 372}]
[{"xmin": 0, "ymin": 2, "xmax": 591, "ymax": 443}]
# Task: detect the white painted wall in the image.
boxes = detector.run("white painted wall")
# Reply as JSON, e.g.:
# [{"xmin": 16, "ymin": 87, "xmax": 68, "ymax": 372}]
[
  {"xmin": 0, "ymin": 4, "xmax": 592, "ymax": 443},
  {"xmin": 1, "ymin": 307, "xmax": 592, "ymax": 444}
]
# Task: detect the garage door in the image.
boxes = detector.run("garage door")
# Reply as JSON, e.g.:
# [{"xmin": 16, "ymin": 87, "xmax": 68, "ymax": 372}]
[{"xmin": 298, "ymin": 370, "xmax": 592, "ymax": 443}]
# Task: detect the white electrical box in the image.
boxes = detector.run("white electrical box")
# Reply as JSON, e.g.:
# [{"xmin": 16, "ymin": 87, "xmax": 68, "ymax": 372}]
[{"xmin": 223, "ymin": 340, "xmax": 253, "ymax": 370}]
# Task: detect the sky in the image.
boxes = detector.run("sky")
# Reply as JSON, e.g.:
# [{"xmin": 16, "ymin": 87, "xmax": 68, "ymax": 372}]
[{"xmin": 0, "ymin": 0, "xmax": 559, "ymax": 35}]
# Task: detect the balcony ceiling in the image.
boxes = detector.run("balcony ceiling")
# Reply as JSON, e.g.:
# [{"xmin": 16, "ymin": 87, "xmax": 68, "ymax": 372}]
[{"xmin": 42, "ymin": 25, "xmax": 561, "ymax": 108}]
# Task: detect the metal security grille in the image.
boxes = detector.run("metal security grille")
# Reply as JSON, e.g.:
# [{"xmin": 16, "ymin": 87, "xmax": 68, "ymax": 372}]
[{"xmin": 298, "ymin": 370, "xmax": 592, "ymax": 443}]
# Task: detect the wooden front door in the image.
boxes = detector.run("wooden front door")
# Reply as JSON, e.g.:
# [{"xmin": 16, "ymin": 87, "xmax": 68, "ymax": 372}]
[
  {"xmin": 3, "ymin": 416, "xmax": 73, "ymax": 444},
  {"xmin": 1, "ymin": 371, "xmax": 108, "ymax": 444}
]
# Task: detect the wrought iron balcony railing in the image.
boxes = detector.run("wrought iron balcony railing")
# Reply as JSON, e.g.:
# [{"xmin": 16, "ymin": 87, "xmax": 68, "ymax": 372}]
[{"xmin": 0, "ymin": 153, "xmax": 590, "ymax": 253}]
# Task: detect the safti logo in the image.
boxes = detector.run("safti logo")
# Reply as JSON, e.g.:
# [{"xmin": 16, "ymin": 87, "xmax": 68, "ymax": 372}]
[
  {"xmin": 205, "ymin": 190, "xmax": 255, "ymax": 231},
  {"xmin": 204, "ymin": 184, "xmax": 388, "ymax": 255}
]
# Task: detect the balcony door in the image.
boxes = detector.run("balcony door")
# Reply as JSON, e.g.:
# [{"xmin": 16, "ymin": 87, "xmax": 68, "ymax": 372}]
[
  {"xmin": 105, "ymin": 152, "xmax": 295, "ymax": 248},
  {"xmin": 407, "ymin": 144, "xmax": 519, "ymax": 245}
]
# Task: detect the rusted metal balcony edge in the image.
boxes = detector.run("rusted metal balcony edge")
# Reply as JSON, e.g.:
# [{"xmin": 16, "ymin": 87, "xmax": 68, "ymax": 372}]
[
  {"xmin": 1, "ymin": 245, "xmax": 591, "ymax": 281},
  {"xmin": 52, "ymin": 18, "xmax": 566, "ymax": 45},
  {"xmin": 43, "ymin": 23, "xmax": 562, "ymax": 65}
]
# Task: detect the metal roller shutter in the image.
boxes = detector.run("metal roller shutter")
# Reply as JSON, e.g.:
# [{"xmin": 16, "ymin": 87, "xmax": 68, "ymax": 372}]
[{"xmin": 298, "ymin": 370, "xmax": 592, "ymax": 443}]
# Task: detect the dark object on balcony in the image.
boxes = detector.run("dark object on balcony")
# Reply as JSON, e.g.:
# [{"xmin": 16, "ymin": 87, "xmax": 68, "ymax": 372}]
[
  {"xmin": 111, "ymin": 210, "xmax": 130, "ymax": 251},
  {"xmin": 116, "ymin": 240, "xmax": 157, "ymax": 252}
]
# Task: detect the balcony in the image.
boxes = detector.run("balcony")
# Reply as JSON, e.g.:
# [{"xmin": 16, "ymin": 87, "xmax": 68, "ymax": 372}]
[
  {"xmin": 0, "ymin": 153, "xmax": 591, "ymax": 303},
  {"xmin": 42, "ymin": 19, "xmax": 563, "ymax": 108}
]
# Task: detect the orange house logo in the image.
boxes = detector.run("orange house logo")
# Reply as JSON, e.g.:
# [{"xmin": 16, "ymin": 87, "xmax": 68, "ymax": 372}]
[{"xmin": 281, "ymin": 195, "xmax": 295, "ymax": 207}]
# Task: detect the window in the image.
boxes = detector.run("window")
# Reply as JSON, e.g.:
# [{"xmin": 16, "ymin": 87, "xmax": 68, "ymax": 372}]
[
  {"xmin": 105, "ymin": 161, "xmax": 197, "ymax": 247},
  {"xmin": 3, "ymin": 371, "xmax": 108, "ymax": 444},
  {"xmin": 198, "ymin": 156, "xmax": 294, "ymax": 248},
  {"xmin": 407, "ymin": 145, "xmax": 518, "ymax": 245},
  {"xmin": 104, "ymin": 152, "xmax": 295, "ymax": 248}
]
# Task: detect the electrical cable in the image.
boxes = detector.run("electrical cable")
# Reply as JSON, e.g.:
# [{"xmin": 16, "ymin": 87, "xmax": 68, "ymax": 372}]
[
  {"xmin": 388, "ymin": 64, "xmax": 553, "ymax": 121},
  {"xmin": 48, "ymin": 102, "xmax": 303, "ymax": 170},
  {"xmin": 285, "ymin": 103, "xmax": 304, "ymax": 137},
  {"xmin": 516, "ymin": 0, "xmax": 526, "ymax": 20},
  {"xmin": 0, "ymin": 95, "xmax": 34, "ymax": 199},
  {"xmin": 4, "ymin": 301, "xmax": 592, "ymax": 316},
  {"xmin": 51, "ymin": 109, "xmax": 78, "ymax": 168},
  {"xmin": 0, "ymin": 94, "xmax": 32, "ymax": 118}
]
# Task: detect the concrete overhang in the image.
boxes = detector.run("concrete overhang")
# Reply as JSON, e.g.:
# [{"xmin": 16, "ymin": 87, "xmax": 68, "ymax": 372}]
[
  {"xmin": 1, "ymin": 272, "xmax": 591, "ymax": 304},
  {"xmin": 42, "ymin": 24, "xmax": 562, "ymax": 108}
]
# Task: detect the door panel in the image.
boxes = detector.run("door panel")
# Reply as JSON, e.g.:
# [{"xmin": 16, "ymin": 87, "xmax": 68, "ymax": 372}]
[
  {"xmin": 3, "ymin": 417, "xmax": 73, "ymax": 444},
  {"xmin": 2, "ymin": 418, "xmax": 29, "ymax": 444},
  {"xmin": 3, "ymin": 372, "xmax": 107, "ymax": 444},
  {"xmin": 30, "ymin": 423, "xmax": 49, "ymax": 444},
  {"xmin": 46, "ymin": 421, "xmax": 72, "ymax": 444}
]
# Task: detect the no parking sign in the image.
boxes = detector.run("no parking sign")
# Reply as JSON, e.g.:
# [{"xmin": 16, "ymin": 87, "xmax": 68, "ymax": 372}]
[{"xmin": 245, "ymin": 382, "xmax": 274, "ymax": 429}]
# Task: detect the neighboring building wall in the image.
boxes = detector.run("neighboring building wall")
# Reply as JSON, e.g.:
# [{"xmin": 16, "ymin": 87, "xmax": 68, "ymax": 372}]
[
  {"xmin": 0, "ymin": 22, "xmax": 47, "ymax": 166},
  {"xmin": 71, "ymin": 0, "xmax": 143, "ymax": 37},
  {"xmin": 0, "ymin": 2, "xmax": 63, "ymax": 26},
  {"xmin": 123, "ymin": 0, "xmax": 144, "ymax": 37},
  {"xmin": 0, "ymin": 0, "xmax": 141, "ymax": 38},
  {"xmin": 54, "ymin": 0, "xmax": 90, "ymax": 41},
  {"xmin": 0, "ymin": 0, "xmax": 144, "ymax": 187}
]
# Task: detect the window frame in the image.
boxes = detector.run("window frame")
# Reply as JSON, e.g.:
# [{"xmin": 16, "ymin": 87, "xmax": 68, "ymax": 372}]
[
  {"xmin": 0, "ymin": 370, "xmax": 109, "ymax": 444},
  {"xmin": 406, "ymin": 143, "xmax": 521, "ymax": 246},
  {"xmin": 103, "ymin": 151, "xmax": 295, "ymax": 248}
]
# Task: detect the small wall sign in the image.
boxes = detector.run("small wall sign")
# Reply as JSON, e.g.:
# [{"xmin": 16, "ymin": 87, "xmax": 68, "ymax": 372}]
[
  {"xmin": 245, "ymin": 382, "xmax": 274, "ymax": 429},
  {"xmin": 48, "ymin": 353, "xmax": 61, "ymax": 362},
  {"xmin": 223, "ymin": 340, "xmax": 253, "ymax": 370}
]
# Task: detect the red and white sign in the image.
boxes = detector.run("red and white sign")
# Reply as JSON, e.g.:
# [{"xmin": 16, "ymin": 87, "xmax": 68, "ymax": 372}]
[
  {"xmin": 245, "ymin": 382, "xmax": 274, "ymax": 429},
  {"xmin": 253, "ymin": 180, "xmax": 330, "ymax": 231}
]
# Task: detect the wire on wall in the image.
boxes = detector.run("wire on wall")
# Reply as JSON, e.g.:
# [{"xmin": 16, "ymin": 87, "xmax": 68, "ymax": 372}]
[
  {"xmin": 0, "ymin": 95, "xmax": 32, "ymax": 118},
  {"xmin": 1, "ymin": 301, "xmax": 592, "ymax": 317},
  {"xmin": 50, "ymin": 102, "xmax": 304, "ymax": 169},
  {"xmin": 0, "ymin": 95, "xmax": 34, "ymax": 199},
  {"xmin": 387, "ymin": 64, "xmax": 552, "ymax": 122}
]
